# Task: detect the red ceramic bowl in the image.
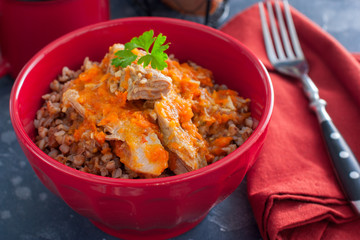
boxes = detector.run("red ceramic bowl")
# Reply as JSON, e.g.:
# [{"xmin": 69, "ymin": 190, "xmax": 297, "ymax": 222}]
[{"xmin": 10, "ymin": 17, "xmax": 273, "ymax": 240}]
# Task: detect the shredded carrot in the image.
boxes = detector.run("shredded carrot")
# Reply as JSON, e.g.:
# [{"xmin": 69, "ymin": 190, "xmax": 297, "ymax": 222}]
[
  {"xmin": 131, "ymin": 48, "xmax": 140, "ymax": 55},
  {"xmin": 120, "ymin": 68, "xmax": 130, "ymax": 90},
  {"xmin": 212, "ymin": 137, "xmax": 233, "ymax": 147},
  {"xmin": 145, "ymin": 72, "xmax": 153, "ymax": 79},
  {"xmin": 144, "ymin": 144, "xmax": 169, "ymax": 165},
  {"xmin": 210, "ymin": 137, "xmax": 233, "ymax": 155},
  {"xmin": 95, "ymin": 131, "xmax": 106, "ymax": 145},
  {"xmin": 73, "ymin": 118, "xmax": 97, "ymax": 141}
]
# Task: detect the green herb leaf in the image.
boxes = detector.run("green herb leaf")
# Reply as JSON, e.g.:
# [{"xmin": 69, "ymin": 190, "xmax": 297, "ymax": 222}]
[
  {"xmin": 152, "ymin": 33, "xmax": 169, "ymax": 54},
  {"xmin": 111, "ymin": 30, "xmax": 170, "ymax": 70},
  {"xmin": 125, "ymin": 30, "xmax": 155, "ymax": 52},
  {"xmin": 111, "ymin": 49, "xmax": 137, "ymax": 68}
]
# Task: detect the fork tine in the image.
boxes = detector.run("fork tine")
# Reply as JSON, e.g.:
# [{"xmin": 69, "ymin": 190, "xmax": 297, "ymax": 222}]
[
  {"xmin": 258, "ymin": 2, "xmax": 278, "ymax": 63},
  {"xmin": 274, "ymin": 0, "xmax": 295, "ymax": 58},
  {"xmin": 283, "ymin": 0, "xmax": 304, "ymax": 58},
  {"xmin": 266, "ymin": 1, "xmax": 285, "ymax": 60}
]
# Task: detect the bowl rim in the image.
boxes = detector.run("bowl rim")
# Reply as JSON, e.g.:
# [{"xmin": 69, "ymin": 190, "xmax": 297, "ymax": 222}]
[{"xmin": 10, "ymin": 16, "xmax": 274, "ymax": 186}]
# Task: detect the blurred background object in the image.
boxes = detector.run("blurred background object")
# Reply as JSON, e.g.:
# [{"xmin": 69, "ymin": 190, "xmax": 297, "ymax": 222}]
[
  {"xmin": 0, "ymin": 0, "xmax": 110, "ymax": 78},
  {"xmin": 118, "ymin": 0, "xmax": 229, "ymax": 27},
  {"xmin": 161, "ymin": 0, "xmax": 223, "ymax": 16},
  {"xmin": 161, "ymin": 0, "xmax": 229, "ymax": 26}
]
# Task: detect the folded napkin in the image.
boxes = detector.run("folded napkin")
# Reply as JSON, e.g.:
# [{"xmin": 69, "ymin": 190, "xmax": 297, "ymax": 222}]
[{"xmin": 220, "ymin": 3, "xmax": 360, "ymax": 240}]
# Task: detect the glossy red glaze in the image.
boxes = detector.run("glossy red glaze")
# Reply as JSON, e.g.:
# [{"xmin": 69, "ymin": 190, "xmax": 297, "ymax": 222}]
[
  {"xmin": 9, "ymin": 17, "xmax": 273, "ymax": 240},
  {"xmin": 0, "ymin": 0, "xmax": 110, "ymax": 78}
]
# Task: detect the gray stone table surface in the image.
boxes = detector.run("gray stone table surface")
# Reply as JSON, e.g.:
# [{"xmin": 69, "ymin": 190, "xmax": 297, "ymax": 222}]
[{"xmin": 1, "ymin": 0, "xmax": 359, "ymax": 239}]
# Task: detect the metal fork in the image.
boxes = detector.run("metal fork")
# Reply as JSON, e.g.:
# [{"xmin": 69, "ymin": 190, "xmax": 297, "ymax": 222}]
[{"xmin": 259, "ymin": 0, "xmax": 360, "ymax": 214}]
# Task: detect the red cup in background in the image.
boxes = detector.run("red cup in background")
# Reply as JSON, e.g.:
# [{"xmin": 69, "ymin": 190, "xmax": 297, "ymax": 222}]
[{"xmin": 0, "ymin": 0, "xmax": 110, "ymax": 79}]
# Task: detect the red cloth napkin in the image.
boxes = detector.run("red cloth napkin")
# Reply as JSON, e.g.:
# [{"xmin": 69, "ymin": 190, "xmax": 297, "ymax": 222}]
[{"xmin": 220, "ymin": 3, "xmax": 360, "ymax": 240}]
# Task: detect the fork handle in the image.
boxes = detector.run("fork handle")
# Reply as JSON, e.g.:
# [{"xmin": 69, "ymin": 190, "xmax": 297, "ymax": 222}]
[
  {"xmin": 320, "ymin": 119, "xmax": 360, "ymax": 212},
  {"xmin": 306, "ymin": 74, "xmax": 360, "ymax": 214}
]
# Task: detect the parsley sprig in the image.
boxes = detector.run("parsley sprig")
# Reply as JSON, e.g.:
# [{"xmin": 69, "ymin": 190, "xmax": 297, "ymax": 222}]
[{"xmin": 111, "ymin": 30, "xmax": 170, "ymax": 70}]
